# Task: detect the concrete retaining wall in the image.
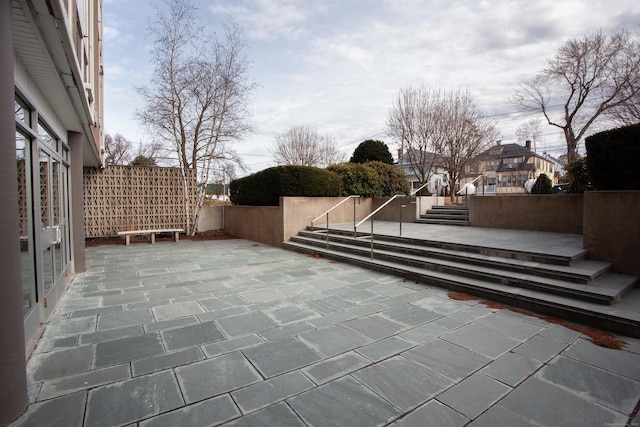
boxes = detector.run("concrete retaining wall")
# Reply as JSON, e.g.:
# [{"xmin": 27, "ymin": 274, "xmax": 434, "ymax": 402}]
[
  {"xmin": 468, "ymin": 194, "xmax": 584, "ymax": 234},
  {"xmin": 583, "ymin": 191, "xmax": 640, "ymax": 275}
]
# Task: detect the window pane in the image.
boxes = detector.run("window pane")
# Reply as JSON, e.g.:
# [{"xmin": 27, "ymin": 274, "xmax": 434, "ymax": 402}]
[
  {"xmin": 38, "ymin": 122, "xmax": 57, "ymax": 151},
  {"xmin": 17, "ymin": 132, "xmax": 37, "ymax": 314}
]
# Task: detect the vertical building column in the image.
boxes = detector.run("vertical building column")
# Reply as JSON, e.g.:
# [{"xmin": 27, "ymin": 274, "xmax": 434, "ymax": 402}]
[
  {"xmin": 69, "ymin": 131, "xmax": 86, "ymax": 273},
  {"xmin": 0, "ymin": 0, "xmax": 29, "ymax": 424}
]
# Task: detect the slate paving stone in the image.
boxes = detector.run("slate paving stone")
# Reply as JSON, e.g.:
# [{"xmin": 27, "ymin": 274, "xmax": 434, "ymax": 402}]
[
  {"xmin": 493, "ymin": 377, "xmax": 627, "ymax": 427},
  {"xmin": 354, "ymin": 355, "xmax": 453, "ymax": 411},
  {"xmin": 399, "ymin": 322, "xmax": 450, "ymax": 344},
  {"xmin": 232, "ymin": 371, "xmax": 315, "ymax": 414},
  {"xmin": 392, "ymin": 400, "xmax": 469, "ymax": 427},
  {"xmin": 264, "ymin": 304, "xmax": 321, "ymax": 325},
  {"xmin": 513, "ymin": 334, "xmax": 570, "ymax": 363},
  {"xmin": 11, "ymin": 391, "xmax": 86, "ymax": 427},
  {"xmin": 216, "ymin": 311, "xmax": 277, "ymax": 337},
  {"xmin": 299, "ymin": 324, "xmax": 372, "ymax": 358},
  {"xmin": 258, "ymin": 321, "xmax": 315, "ymax": 342},
  {"xmin": 468, "ymin": 405, "xmax": 537, "ymax": 427},
  {"xmin": 441, "ymin": 323, "xmax": 521, "ymax": 358},
  {"xmin": 356, "ymin": 336, "xmax": 415, "ymax": 362},
  {"xmin": 242, "ymin": 337, "xmax": 323, "ymax": 378},
  {"xmin": 288, "ymin": 375, "xmax": 402, "ymax": 426},
  {"xmin": 343, "ymin": 314, "xmax": 405, "ymax": 340},
  {"xmin": 102, "ymin": 290, "xmax": 147, "ymax": 306},
  {"xmin": 132, "ymin": 347, "xmax": 205, "ymax": 376},
  {"xmin": 198, "ymin": 296, "xmax": 233, "ymax": 311},
  {"xmin": 239, "ymin": 288, "xmax": 285, "ymax": 303},
  {"xmin": 139, "ymin": 394, "xmax": 240, "ymax": 427},
  {"xmin": 413, "ymin": 295, "xmax": 470, "ymax": 315},
  {"xmin": 97, "ymin": 308, "xmax": 154, "ymax": 330},
  {"xmin": 306, "ymin": 311, "xmax": 355, "ymax": 328},
  {"xmin": 562, "ymin": 338, "xmax": 640, "ymax": 381},
  {"xmin": 69, "ymin": 305, "xmax": 124, "ymax": 319},
  {"xmin": 472, "ymin": 313, "xmax": 544, "ymax": 341},
  {"xmin": 197, "ymin": 306, "xmax": 247, "ymax": 322},
  {"xmin": 85, "ymin": 371, "xmax": 184, "ymax": 427},
  {"xmin": 539, "ymin": 355, "xmax": 640, "ymax": 414},
  {"xmin": 94, "ymin": 333, "xmax": 164, "ymax": 368},
  {"xmin": 38, "ymin": 364, "xmax": 130, "ymax": 400},
  {"xmin": 304, "ymin": 295, "xmax": 355, "ymax": 314},
  {"xmin": 223, "ymin": 402, "xmax": 306, "ymax": 426},
  {"xmin": 303, "ymin": 351, "xmax": 371, "ymax": 384},
  {"xmin": 404, "ymin": 339, "xmax": 491, "ymax": 382},
  {"xmin": 161, "ymin": 320, "xmax": 225, "ymax": 350},
  {"xmin": 176, "ymin": 351, "xmax": 262, "ymax": 403},
  {"xmin": 481, "ymin": 351, "xmax": 542, "ymax": 387},
  {"xmin": 432, "ymin": 306, "xmax": 492, "ymax": 330},
  {"xmin": 152, "ymin": 300, "xmax": 204, "ymax": 321},
  {"xmin": 29, "ymin": 345, "xmax": 94, "ymax": 382},
  {"xmin": 202, "ymin": 334, "xmax": 265, "ymax": 358},
  {"xmin": 436, "ymin": 373, "xmax": 511, "ymax": 419},
  {"xmin": 143, "ymin": 315, "xmax": 199, "ymax": 333},
  {"xmin": 79, "ymin": 325, "xmax": 143, "ymax": 345},
  {"xmin": 538, "ymin": 323, "xmax": 582, "ymax": 343},
  {"xmin": 380, "ymin": 304, "xmax": 440, "ymax": 327},
  {"xmin": 346, "ymin": 301, "xmax": 388, "ymax": 316},
  {"xmin": 45, "ymin": 316, "xmax": 97, "ymax": 337}
]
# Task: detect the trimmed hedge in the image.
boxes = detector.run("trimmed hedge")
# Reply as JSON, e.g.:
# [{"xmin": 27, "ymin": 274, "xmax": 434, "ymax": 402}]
[
  {"xmin": 585, "ymin": 123, "xmax": 640, "ymax": 191},
  {"xmin": 229, "ymin": 165, "xmax": 341, "ymax": 206},
  {"xmin": 327, "ymin": 162, "xmax": 409, "ymax": 197}
]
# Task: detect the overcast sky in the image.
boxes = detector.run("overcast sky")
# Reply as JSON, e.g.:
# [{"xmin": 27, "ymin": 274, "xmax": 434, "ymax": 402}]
[{"xmin": 103, "ymin": 0, "xmax": 640, "ymax": 175}]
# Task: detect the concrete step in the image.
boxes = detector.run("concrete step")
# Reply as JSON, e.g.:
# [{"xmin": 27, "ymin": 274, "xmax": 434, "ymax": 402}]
[
  {"xmin": 415, "ymin": 218, "xmax": 469, "ymax": 226},
  {"xmin": 307, "ymin": 227, "xmax": 581, "ymax": 266},
  {"xmin": 296, "ymin": 230, "xmax": 610, "ymax": 283},
  {"xmin": 289, "ymin": 235, "xmax": 635, "ymax": 305},
  {"xmin": 283, "ymin": 240, "xmax": 640, "ymax": 337}
]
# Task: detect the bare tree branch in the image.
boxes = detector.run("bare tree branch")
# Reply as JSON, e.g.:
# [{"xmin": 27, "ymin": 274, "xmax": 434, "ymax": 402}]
[
  {"xmin": 135, "ymin": 0, "xmax": 255, "ymax": 235},
  {"xmin": 271, "ymin": 125, "xmax": 344, "ymax": 168},
  {"xmin": 512, "ymin": 30, "xmax": 640, "ymax": 162}
]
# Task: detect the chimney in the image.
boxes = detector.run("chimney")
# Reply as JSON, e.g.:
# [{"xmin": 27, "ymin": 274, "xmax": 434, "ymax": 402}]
[
  {"xmin": 397, "ymin": 148, "xmax": 403, "ymax": 160},
  {"xmin": 496, "ymin": 140, "xmax": 501, "ymax": 146},
  {"xmin": 525, "ymin": 140, "xmax": 531, "ymax": 150}
]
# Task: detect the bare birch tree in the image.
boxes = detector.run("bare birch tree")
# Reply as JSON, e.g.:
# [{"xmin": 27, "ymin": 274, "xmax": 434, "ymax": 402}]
[
  {"xmin": 271, "ymin": 125, "xmax": 344, "ymax": 167},
  {"xmin": 135, "ymin": 0, "xmax": 255, "ymax": 234},
  {"xmin": 432, "ymin": 88, "xmax": 499, "ymax": 202},
  {"xmin": 387, "ymin": 85, "xmax": 497, "ymax": 200},
  {"xmin": 386, "ymin": 85, "xmax": 445, "ymax": 185},
  {"xmin": 512, "ymin": 30, "xmax": 640, "ymax": 163}
]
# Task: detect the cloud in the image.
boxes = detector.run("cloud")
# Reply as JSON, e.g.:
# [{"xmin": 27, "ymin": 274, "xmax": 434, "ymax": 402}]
[{"xmin": 208, "ymin": 0, "xmax": 310, "ymax": 40}]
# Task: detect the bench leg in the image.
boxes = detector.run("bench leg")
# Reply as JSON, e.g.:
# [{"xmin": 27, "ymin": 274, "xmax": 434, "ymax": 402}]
[
  {"xmin": 174, "ymin": 231, "xmax": 180, "ymax": 242},
  {"xmin": 125, "ymin": 235, "xmax": 131, "ymax": 246},
  {"xmin": 151, "ymin": 233, "xmax": 155, "ymax": 244}
]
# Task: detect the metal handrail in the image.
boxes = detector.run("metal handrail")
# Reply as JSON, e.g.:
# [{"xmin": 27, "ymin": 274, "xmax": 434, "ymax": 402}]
[
  {"xmin": 311, "ymin": 195, "xmax": 360, "ymax": 226},
  {"xmin": 311, "ymin": 195, "xmax": 361, "ymax": 250},
  {"xmin": 355, "ymin": 194, "xmax": 402, "ymax": 229}
]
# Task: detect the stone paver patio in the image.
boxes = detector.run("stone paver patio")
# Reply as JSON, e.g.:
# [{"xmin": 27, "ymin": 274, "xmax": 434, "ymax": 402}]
[{"xmin": 11, "ymin": 238, "xmax": 640, "ymax": 426}]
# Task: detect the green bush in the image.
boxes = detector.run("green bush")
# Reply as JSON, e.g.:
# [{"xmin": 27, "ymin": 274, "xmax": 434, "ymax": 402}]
[
  {"xmin": 327, "ymin": 162, "xmax": 409, "ymax": 197},
  {"xmin": 564, "ymin": 158, "xmax": 590, "ymax": 194},
  {"xmin": 366, "ymin": 161, "xmax": 409, "ymax": 196},
  {"xmin": 326, "ymin": 163, "xmax": 380, "ymax": 197},
  {"xmin": 585, "ymin": 123, "xmax": 640, "ymax": 190},
  {"xmin": 531, "ymin": 173, "xmax": 552, "ymax": 194},
  {"xmin": 350, "ymin": 140, "xmax": 394, "ymax": 164},
  {"xmin": 229, "ymin": 165, "xmax": 341, "ymax": 206}
]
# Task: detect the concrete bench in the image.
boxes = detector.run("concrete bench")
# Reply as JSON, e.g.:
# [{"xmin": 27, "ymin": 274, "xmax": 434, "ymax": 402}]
[{"xmin": 117, "ymin": 229, "xmax": 185, "ymax": 245}]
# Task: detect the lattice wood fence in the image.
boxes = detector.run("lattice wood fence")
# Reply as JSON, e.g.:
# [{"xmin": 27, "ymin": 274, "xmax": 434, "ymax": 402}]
[{"xmin": 83, "ymin": 166, "xmax": 197, "ymax": 238}]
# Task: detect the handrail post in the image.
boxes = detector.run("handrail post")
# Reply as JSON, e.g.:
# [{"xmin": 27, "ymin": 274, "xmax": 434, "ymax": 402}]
[
  {"xmin": 326, "ymin": 212, "xmax": 329, "ymax": 250},
  {"xmin": 370, "ymin": 219, "xmax": 374, "ymax": 259}
]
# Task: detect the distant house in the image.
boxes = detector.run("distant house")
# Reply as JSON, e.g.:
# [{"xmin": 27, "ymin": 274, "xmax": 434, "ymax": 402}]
[
  {"xmin": 396, "ymin": 149, "xmax": 450, "ymax": 195},
  {"xmin": 463, "ymin": 141, "xmax": 556, "ymax": 194}
]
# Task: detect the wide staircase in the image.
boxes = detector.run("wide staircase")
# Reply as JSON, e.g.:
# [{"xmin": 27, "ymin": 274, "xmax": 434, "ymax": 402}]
[
  {"xmin": 417, "ymin": 204, "xmax": 469, "ymax": 226},
  {"xmin": 283, "ymin": 225, "xmax": 640, "ymax": 338}
]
